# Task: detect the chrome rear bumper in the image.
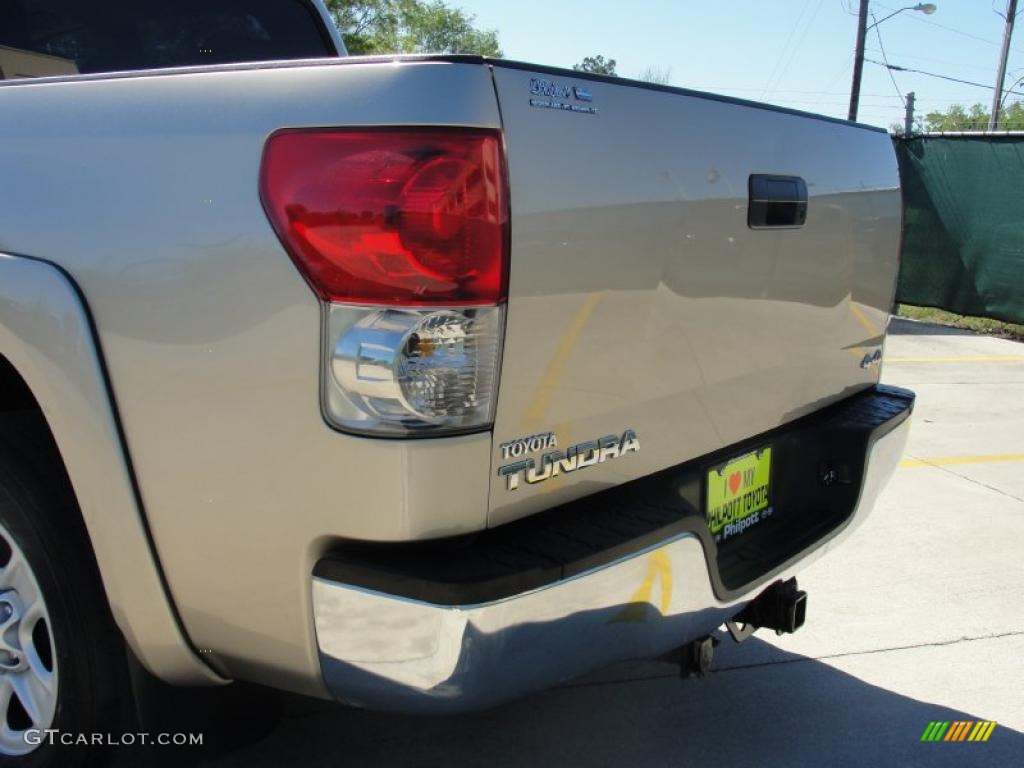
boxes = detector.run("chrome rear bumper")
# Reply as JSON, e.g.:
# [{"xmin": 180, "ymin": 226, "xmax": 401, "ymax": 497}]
[{"xmin": 312, "ymin": 402, "xmax": 910, "ymax": 714}]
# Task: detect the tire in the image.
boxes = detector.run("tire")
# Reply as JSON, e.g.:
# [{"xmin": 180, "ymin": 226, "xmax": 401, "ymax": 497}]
[{"xmin": 0, "ymin": 410, "xmax": 135, "ymax": 767}]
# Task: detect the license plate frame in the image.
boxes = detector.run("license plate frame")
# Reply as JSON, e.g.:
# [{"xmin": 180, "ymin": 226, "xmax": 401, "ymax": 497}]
[{"xmin": 705, "ymin": 445, "xmax": 774, "ymax": 543}]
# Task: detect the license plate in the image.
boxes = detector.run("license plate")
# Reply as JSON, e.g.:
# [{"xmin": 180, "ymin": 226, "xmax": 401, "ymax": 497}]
[{"xmin": 706, "ymin": 446, "xmax": 773, "ymax": 542}]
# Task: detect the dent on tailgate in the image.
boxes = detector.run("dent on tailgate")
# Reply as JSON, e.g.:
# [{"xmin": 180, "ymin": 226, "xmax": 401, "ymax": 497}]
[{"xmin": 486, "ymin": 65, "xmax": 901, "ymax": 527}]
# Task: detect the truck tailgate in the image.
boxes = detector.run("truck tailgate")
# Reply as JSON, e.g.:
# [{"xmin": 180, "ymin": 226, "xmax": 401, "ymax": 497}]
[{"xmin": 488, "ymin": 64, "xmax": 901, "ymax": 526}]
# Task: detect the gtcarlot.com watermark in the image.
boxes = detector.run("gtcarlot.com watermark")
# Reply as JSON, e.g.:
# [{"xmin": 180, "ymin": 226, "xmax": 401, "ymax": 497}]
[{"xmin": 24, "ymin": 730, "xmax": 203, "ymax": 746}]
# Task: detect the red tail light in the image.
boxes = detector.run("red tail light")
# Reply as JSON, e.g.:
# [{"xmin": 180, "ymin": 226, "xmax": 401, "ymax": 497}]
[{"xmin": 260, "ymin": 128, "xmax": 508, "ymax": 306}]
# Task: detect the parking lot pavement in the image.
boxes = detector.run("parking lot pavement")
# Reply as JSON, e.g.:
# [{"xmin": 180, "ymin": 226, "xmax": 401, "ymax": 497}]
[{"xmin": 205, "ymin": 318, "xmax": 1023, "ymax": 767}]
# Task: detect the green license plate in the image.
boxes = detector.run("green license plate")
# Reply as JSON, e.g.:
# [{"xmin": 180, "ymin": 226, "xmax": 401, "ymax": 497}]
[{"xmin": 706, "ymin": 446, "xmax": 773, "ymax": 542}]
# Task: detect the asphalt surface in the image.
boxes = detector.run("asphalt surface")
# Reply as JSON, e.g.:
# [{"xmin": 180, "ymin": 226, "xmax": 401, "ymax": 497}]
[{"xmin": 202, "ymin": 318, "xmax": 1023, "ymax": 767}]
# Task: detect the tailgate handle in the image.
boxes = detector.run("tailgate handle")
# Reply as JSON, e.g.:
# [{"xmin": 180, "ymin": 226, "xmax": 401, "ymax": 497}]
[{"xmin": 748, "ymin": 175, "xmax": 808, "ymax": 228}]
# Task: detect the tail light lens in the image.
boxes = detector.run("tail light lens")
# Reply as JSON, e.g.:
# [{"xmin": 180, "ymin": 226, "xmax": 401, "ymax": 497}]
[
  {"xmin": 260, "ymin": 128, "xmax": 509, "ymax": 436},
  {"xmin": 260, "ymin": 128, "xmax": 506, "ymax": 306}
]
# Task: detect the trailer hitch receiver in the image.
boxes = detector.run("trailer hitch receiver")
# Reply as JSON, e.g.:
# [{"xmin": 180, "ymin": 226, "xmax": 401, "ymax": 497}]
[{"xmin": 726, "ymin": 578, "xmax": 807, "ymax": 641}]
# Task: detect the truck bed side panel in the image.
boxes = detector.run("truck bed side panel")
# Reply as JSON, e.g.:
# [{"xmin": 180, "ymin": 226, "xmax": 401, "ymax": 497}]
[{"xmin": 0, "ymin": 60, "xmax": 500, "ymax": 695}]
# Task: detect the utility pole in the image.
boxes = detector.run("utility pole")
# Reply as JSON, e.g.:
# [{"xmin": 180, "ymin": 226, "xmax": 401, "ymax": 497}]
[
  {"xmin": 848, "ymin": 0, "xmax": 870, "ymax": 121},
  {"xmin": 904, "ymin": 91, "xmax": 916, "ymax": 136},
  {"xmin": 989, "ymin": 0, "xmax": 1018, "ymax": 131}
]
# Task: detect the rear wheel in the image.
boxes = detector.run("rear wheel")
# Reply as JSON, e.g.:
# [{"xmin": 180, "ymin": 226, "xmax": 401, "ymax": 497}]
[{"xmin": 0, "ymin": 410, "xmax": 135, "ymax": 766}]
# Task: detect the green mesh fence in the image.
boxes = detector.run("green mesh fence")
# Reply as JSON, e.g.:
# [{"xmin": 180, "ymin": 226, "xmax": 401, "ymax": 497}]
[{"xmin": 894, "ymin": 135, "xmax": 1024, "ymax": 324}]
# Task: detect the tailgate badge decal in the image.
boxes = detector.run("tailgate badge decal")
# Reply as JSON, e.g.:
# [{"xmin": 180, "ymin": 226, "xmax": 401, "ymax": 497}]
[
  {"xmin": 529, "ymin": 77, "xmax": 598, "ymax": 115},
  {"xmin": 500, "ymin": 432, "xmax": 558, "ymax": 460},
  {"xmin": 498, "ymin": 430, "xmax": 639, "ymax": 491},
  {"xmin": 860, "ymin": 349, "xmax": 883, "ymax": 369}
]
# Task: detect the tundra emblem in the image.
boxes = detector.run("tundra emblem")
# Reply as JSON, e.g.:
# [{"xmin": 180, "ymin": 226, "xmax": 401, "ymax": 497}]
[{"xmin": 498, "ymin": 430, "xmax": 640, "ymax": 491}]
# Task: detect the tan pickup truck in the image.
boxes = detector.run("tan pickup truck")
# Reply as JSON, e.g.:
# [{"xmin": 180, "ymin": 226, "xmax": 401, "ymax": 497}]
[{"xmin": 0, "ymin": 0, "xmax": 912, "ymax": 764}]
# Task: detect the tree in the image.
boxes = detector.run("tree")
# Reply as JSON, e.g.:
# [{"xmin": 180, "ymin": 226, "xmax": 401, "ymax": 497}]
[
  {"xmin": 998, "ymin": 100, "xmax": 1024, "ymax": 130},
  {"xmin": 922, "ymin": 101, "xmax": 1024, "ymax": 132},
  {"xmin": 638, "ymin": 65, "xmax": 671, "ymax": 85},
  {"xmin": 325, "ymin": 0, "xmax": 501, "ymax": 56},
  {"xmin": 573, "ymin": 55, "xmax": 617, "ymax": 76}
]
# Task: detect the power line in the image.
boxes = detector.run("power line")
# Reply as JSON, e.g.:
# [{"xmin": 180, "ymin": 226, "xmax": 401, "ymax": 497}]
[
  {"xmin": 760, "ymin": 0, "xmax": 814, "ymax": 99},
  {"xmin": 685, "ymin": 86, "xmax": 974, "ymax": 100},
  {"xmin": 865, "ymin": 58, "xmax": 1024, "ymax": 97},
  {"xmin": 872, "ymin": 1, "xmax": 1024, "ymax": 54},
  {"xmin": 764, "ymin": 0, "xmax": 827, "ymax": 98},
  {"xmin": 862, "ymin": 48, "xmax": 1004, "ymax": 74},
  {"xmin": 912, "ymin": 96, "xmax": 1012, "ymax": 102},
  {"xmin": 871, "ymin": 11, "xmax": 904, "ymax": 102},
  {"xmin": 819, "ymin": 50, "xmax": 855, "ymax": 95},
  {"xmin": 766, "ymin": 100, "xmax": 912, "ymax": 107},
  {"xmin": 685, "ymin": 85, "xmax": 893, "ymax": 95}
]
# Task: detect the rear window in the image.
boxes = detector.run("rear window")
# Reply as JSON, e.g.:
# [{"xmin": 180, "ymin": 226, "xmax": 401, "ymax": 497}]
[{"xmin": 0, "ymin": 0, "xmax": 333, "ymax": 78}]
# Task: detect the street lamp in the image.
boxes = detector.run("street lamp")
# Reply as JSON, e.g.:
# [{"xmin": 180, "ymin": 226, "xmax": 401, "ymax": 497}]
[
  {"xmin": 848, "ymin": 2, "xmax": 938, "ymax": 121},
  {"xmin": 869, "ymin": 4, "xmax": 937, "ymax": 30}
]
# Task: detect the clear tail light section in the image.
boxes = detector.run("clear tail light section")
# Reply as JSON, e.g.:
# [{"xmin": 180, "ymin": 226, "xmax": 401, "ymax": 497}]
[{"xmin": 261, "ymin": 128, "xmax": 508, "ymax": 436}]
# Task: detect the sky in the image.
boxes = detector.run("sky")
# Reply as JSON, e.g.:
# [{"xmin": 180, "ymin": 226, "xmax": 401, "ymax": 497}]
[{"xmin": 451, "ymin": 0, "xmax": 1024, "ymax": 131}]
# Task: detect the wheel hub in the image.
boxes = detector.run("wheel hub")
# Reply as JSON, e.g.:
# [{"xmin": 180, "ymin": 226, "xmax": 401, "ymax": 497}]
[
  {"xmin": 0, "ymin": 523, "xmax": 58, "ymax": 756},
  {"xmin": 0, "ymin": 592, "xmax": 29, "ymax": 673}
]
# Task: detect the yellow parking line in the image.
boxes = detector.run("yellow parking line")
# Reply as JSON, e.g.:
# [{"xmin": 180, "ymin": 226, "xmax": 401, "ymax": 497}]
[
  {"xmin": 900, "ymin": 453, "xmax": 1024, "ymax": 469},
  {"xmin": 522, "ymin": 292, "xmax": 604, "ymax": 429},
  {"xmin": 849, "ymin": 303, "xmax": 880, "ymax": 337},
  {"xmin": 885, "ymin": 355, "xmax": 1024, "ymax": 363}
]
